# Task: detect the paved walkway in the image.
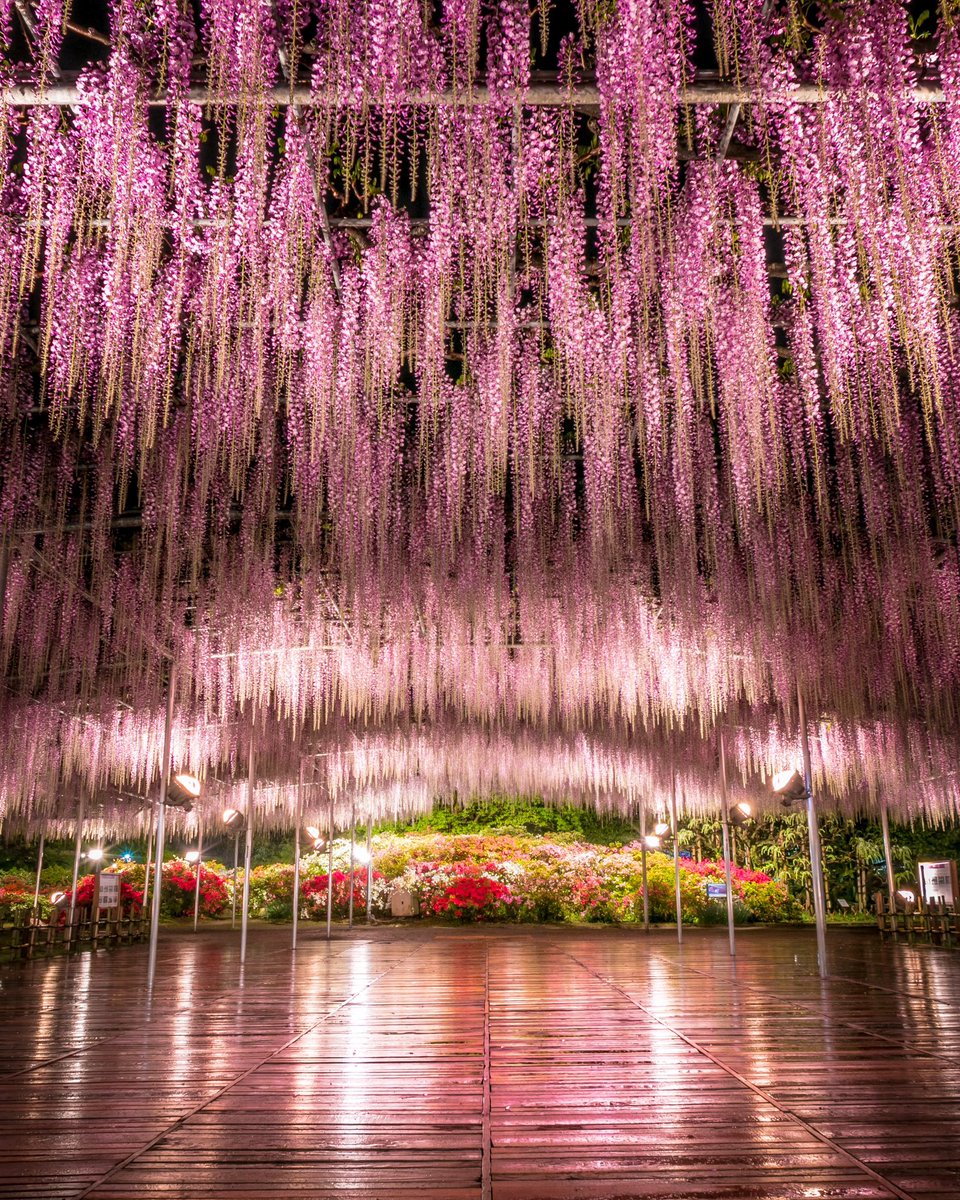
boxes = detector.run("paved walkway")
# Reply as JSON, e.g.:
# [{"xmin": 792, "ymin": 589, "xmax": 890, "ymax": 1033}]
[{"xmin": 0, "ymin": 923, "xmax": 958, "ymax": 1199}]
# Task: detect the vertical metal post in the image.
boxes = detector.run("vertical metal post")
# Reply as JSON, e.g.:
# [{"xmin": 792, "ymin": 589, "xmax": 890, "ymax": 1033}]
[
  {"xmin": 670, "ymin": 774, "xmax": 682, "ymax": 945},
  {"xmin": 148, "ymin": 662, "xmax": 176, "ymax": 992},
  {"xmin": 719, "ymin": 731, "xmax": 736, "ymax": 957},
  {"xmin": 231, "ymin": 833, "xmax": 239, "ymax": 928},
  {"xmin": 191, "ymin": 810, "xmax": 204, "ymax": 933},
  {"xmin": 326, "ymin": 790, "xmax": 334, "ymax": 940},
  {"xmin": 348, "ymin": 803, "xmax": 355, "ymax": 929},
  {"xmin": 142, "ymin": 815, "xmax": 154, "ymax": 919},
  {"xmin": 32, "ymin": 828, "xmax": 45, "ymax": 910},
  {"xmin": 880, "ymin": 802, "xmax": 897, "ymax": 934},
  {"xmin": 67, "ymin": 793, "xmax": 85, "ymax": 939},
  {"xmin": 240, "ymin": 741, "xmax": 255, "ymax": 965},
  {"xmin": 640, "ymin": 808, "xmax": 650, "ymax": 931},
  {"xmin": 366, "ymin": 819, "xmax": 373, "ymax": 922},
  {"xmin": 798, "ymin": 682, "xmax": 828, "ymax": 978},
  {"xmin": 292, "ymin": 759, "xmax": 303, "ymax": 951}
]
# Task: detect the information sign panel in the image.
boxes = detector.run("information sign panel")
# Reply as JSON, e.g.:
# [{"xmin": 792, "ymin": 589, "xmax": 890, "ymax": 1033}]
[
  {"xmin": 94, "ymin": 873, "xmax": 122, "ymax": 909},
  {"xmin": 706, "ymin": 883, "xmax": 727, "ymax": 900},
  {"xmin": 918, "ymin": 860, "xmax": 958, "ymax": 906}
]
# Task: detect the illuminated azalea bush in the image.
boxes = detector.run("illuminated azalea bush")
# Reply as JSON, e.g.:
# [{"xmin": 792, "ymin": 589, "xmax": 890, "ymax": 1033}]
[{"xmin": 299, "ymin": 870, "xmax": 390, "ymax": 919}]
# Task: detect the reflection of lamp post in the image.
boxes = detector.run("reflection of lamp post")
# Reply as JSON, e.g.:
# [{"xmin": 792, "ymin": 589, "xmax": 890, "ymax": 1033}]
[
  {"xmin": 67, "ymin": 795, "xmax": 86, "ymax": 942},
  {"xmin": 185, "ymin": 814, "xmax": 203, "ymax": 933},
  {"xmin": 222, "ymin": 807, "xmax": 245, "ymax": 929},
  {"xmin": 32, "ymin": 825, "xmax": 45, "ymax": 913}
]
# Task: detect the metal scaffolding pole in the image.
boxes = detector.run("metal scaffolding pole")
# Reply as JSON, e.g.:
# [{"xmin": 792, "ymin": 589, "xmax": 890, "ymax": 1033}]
[
  {"xmin": 147, "ymin": 662, "xmax": 176, "ymax": 992},
  {"xmin": 640, "ymin": 808, "xmax": 650, "ymax": 932},
  {"xmin": 348, "ymin": 803, "xmax": 355, "ymax": 929},
  {"xmin": 366, "ymin": 820, "xmax": 373, "ymax": 923},
  {"xmin": 240, "ymin": 741, "xmax": 255, "ymax": 965},
  {"xmin": 191, "ymin": 810, "xmax": 204, "ymax": 933},
  {"xmin": 798, "ymin": 683, "xmax": 829, "ymax": 978},
  {"xmin": 670, "ymin": 775, "xmax": 682, "ymax": 946},
  {"xmin": 292, "ymin": 758, "xmax": 303, "ymax": 952},
  {"xmin": 719, "ymin": 731, "xmax": 736, "ymax": 957},
  {"xmin": 32, "ymin": 827, "xmax": 45, "ymax": 910},
  {"xmin": 326, "ymin": 790, "xmax": 334, "ymax": 941},
  {"xmin": 880, "ymin": 803, "xmax": 898, "ymax": 935}
]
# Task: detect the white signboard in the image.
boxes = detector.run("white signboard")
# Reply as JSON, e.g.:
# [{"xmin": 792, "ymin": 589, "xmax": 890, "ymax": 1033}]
[
  {"xmin": 95, "ymin": 873, "xmax": 122, "ymax": 909},
  {"xmin": 918, "ymin": 860, "xmax": 958, "ymax": 906}
]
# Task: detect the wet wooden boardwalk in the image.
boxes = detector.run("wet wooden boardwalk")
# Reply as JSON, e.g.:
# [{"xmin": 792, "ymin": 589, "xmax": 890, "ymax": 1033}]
[{"xmin": 0, "ymin": 924, "xmax": 958, "ymax": 1199}]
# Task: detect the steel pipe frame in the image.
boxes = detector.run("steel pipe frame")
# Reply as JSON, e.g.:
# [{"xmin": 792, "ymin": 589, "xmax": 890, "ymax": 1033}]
[
  {"xmin": 147, "ymin": 662, "xmax": 176, "ymax": 992},
  {"xmin": 292, "ymin": 758, "xmax": 304, "ymax": 952},
  {"xmin": 670, "ymin": 774, "xmax": 682, "ymax": 946},
  {"xmin": 239, "ymin": 742, "xmax": 255, "ymax": 965},
  {"xmin": 719, "ymin": 731, "xmax": 737, "ymax": 958},
  {"xmin": 191, "ymin": 811, "xmax": 204, "ymax": 934},
  {"xmin": 0, "ymin": 81, "xmax": 949, "ymax": 107},
  {"xmin": 798, "ymin": 683, "xmax": 829, "ymax": 978}
]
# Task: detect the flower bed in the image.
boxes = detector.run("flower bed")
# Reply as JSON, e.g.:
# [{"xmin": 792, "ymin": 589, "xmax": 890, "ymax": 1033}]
[{"xmin": 30, "ymin": 835, "xmax": 802, "ymax": 926}]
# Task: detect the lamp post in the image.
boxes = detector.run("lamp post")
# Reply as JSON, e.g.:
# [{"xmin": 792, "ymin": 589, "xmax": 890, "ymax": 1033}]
[
  {"xmin": 640, "ymin": 808, "xmax": 650, "ymax": 932},
  {"xmin": 719, "ymin": 731, "xmax": 736, "ymax": 958},
  {"xmin": 326, "ymin": 789, "xmax": 334, "ymax": 940},
  {"xmin": 240, "ymin": 742, "xmax": 255, "ymax": 965},
  {"xmin": 292, "ymin": 758, "xmax": 304, "ymax": 952},
  {"xmin": 670, "ymin": 775, "xmax": 682, "ymax": 946},
  {"xmin": 798, "ymin": 683, "xmax": 829, "ymax": 978},
  {"xmin": 148, "ymin": 664, "xmax": 176, "ymax": 993},
  {"xmin": 366, "ymin": 819, "xmax": 373, "ymax": 923},
  {"xmin": 348, "ymin": 802, "xmax": 356, "ymax": 929},
  {"xmin": 32, "ymin": 826, "xmax": 45, "ymax": 911},
  {"xmin": 190, "ymin": 811, "xmax": 204, "ymax": 933},
  {"xmin": 880, "ymin": 803, "xmax": 897, "ymax": 935},
  {"xmin": 67, "ymin": 794, "xmax": 85, "ymax": 946}
]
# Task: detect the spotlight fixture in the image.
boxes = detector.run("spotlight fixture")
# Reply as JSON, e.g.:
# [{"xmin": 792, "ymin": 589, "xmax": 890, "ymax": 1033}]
[
  {"xmin": 643, "ymin": 834, "xmax": 661, "ymax": 850},
  {"xmin": 353, "ymin": 846, "xmax": 371, "ymax": 866},
  {"xmin": 304, "ymin": 824, "xmax": 326, "ymax": 851},
  {"xmin": 729, "ymin": 801, "xmax": 753, "ymax": 828},
  {"xmin": 167, "ymin": 773, "xmax": 202, "ymax": 808},
  {"xmin": 896, "ymin": 889, "xmax": 916, "ymax": 904},
  {"xmin": 85, "ymin": 847, "xmax": 105, "ymax": 862},
  {"xmin": 771, "ymin": 767, "xmax": 807, "ymax": 805},
  {"xmin": 653, "ymin": 820, "xmax": 670, "ymax": 837},
  {"xmin": 185, "ymin": 849, "xmax": 201, "ymax": 864},
  {"xmin": 222, "ymin": 807, "xmax": 246, "ymax": 832},
  {"xmin": 305, "ymin": 824, "xmax": 321, "ymax": 839},
  {"xmin": 51, "ymin": 891, "xmax": 67, "ymax": 904}
]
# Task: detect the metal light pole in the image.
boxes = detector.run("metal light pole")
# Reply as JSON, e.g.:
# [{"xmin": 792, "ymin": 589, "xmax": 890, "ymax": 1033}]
[
  {"xmin": 32, "ymin": 826, "xmax": 45, "ymax": 910},
  {"xmin": 880, "ymin": 802, "xmax": 897, "ymax": 934},
  {"xmin": 348, "ymin": 802, "xmax": 355, "ymax": 929},
  {"xmin": 240, "ymin": 741, "xmax": 255, "ymax": 965},
  {"xmin": 231, "ymin": 832, "xmax": 239, "ymax": 928},
  {"xmin": 191, "ymin": 811, "xmax": 204, "ymax": 933},
  {"xmin": 366, "ymin": 819, "xmax": 373, "ymax": 923},
  {"xmin": 67, "ymin": 794, "xmax": 86, "ymax": 942},
  {"xmin": 719, "ymin": 731, "xmax": 736, "ymax": 957},
  {"xmin": 292, "ymin": 758, "xmax": 303, "ymax": 951},
  {"xmin": 148, "ymin": 662, "xmax": 177, "ymax": 992},
  {"xmin": 670, "ymin": 774, "xmax": 682, "ymax": 945},
  {"xmin": 142, "ymin": 815, "xmax": 154, "ymax": 919},
  {"xmin": 326, "ymin": 789, "xmax": 334, "ymax": 940},
  {"xmin": 798, "ymin": 682, "xmax": 829, "ymax": 978},
  {"xmin": 640, "ymin": 808, "xmax": 650, "ymax": 932}
]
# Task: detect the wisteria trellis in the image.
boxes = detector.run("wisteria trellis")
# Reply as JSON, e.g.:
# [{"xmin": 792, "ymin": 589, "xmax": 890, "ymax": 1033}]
[{"xmin": 1, "ymin": 0, "xmax": 960, "ymax": 830}]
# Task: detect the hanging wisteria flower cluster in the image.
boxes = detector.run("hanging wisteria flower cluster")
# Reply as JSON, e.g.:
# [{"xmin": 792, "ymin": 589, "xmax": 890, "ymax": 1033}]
[{"xmin": 1, "ymin": 0, "xmax": 960, "ymax": 828}]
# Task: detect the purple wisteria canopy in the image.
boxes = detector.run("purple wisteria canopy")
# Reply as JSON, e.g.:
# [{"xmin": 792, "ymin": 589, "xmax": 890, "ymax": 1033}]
[{"xmin": 0, "ymin": 0, "xmax": 958, "ymax": 835}]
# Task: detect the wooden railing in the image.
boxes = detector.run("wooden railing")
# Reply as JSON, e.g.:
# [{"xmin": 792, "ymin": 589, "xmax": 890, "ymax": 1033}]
[
  {"xmin": 0, "ymin": 904, "xmax": 147, "ymax": 963},
  {"xmin": 875, "ymin": 892, "xmax": 960, "ymax": 947}
]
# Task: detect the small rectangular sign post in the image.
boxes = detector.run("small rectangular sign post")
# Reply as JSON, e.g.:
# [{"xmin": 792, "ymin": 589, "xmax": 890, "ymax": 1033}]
[
  {"xmin": 94, "ymin": 873, "xmax": 121, "ymax": 910},
  {"xmin": 706, "ymin": 883, "xmax": 727, "ymax": 900},
  {"xmin": 918, "ymin": 860, "xmax": 958, "ymax": 906}
]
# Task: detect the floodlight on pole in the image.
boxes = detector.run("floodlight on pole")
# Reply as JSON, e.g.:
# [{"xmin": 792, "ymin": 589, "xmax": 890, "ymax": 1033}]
[
  {"xmin": 772, "ymin": 768, "xmax": 806, "ymax": 804},
  {"xmin": 222, "ymin": 807, "xmax": 245, "ymax": 832},
  {"xmin": 185, "ymin": 849, "xmax": 200, "ymax": 864},
  {"xmin": 86, "ymin": 847, "xmax": 105, "ymax": 862},
  {"xmin": 643, "ymin": 834, "xmax": 661, "ymax": 850},
  {"xmin": 654, "ymin": 820, "xmax": 670, "ymax": 837},
  {"xmin": 167, "ymin": 773, "xmax": 202, "ymax": 808},
  {"xmin": 729, "ymin": 801, "xmax": 753, "ymax": 829}
]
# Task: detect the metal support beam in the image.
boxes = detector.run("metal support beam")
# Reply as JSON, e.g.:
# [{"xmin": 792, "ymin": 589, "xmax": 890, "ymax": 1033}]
[
  {"xmin": 798, "ymin": 682, "xmax": 829, "ymax": 978},
  {"xmin": 325, "ymin": 790, "xmax": 334, "ymax": 941},
  {"xmin": 880, "ymin": 803, "xmax": 897, "ymax": 936},
  {"xmin": 0, "ymin": 80, "xmax": 948, "ymax": 107},
  {"xmin": 147, "ymin": 663, "xmax": 176, "ymax": 992},
  {"xmin": 292, "ymin": 758, "xmax": 303, "ymax": 951},
  {"xmin": 191, "ymin": 810, "xmax": 203, "ymax": 933},
  {"xmin": 348, "ymin": 803, "xmax": 355, "ymax": 929},
  {"xmin": 640, "ymin": 808, "xmax": 650, "ymax": 932},
  {"xmin": 239, "ymin": 741, "xmax": 255, "ymax": 965},
  {"xmin": 670, "ymin": 774, "xmax": 682, "ymax": 946},
  {"xmin": 365, "ymin": 820, "xmax": 373, "ymax": 923},
  {"xmin": 719, "ymin": 731, "xmax": 736, "ymax": 957}
]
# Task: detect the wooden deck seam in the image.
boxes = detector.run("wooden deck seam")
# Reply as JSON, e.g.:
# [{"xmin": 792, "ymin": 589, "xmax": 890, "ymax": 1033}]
[
  {"xmin": 74, "ymin": 941, "xmax": 429, "ymax": 1200},
  {"xmin": 554, "ymin": 942, "xmax": 922, "ymax": 1200}
]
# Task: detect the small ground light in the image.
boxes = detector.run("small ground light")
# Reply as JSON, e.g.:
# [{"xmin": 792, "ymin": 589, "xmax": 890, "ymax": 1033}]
[
  {"xmin": 50, "ymin": 891, "xmax": 66, "ymax": 904},
  {"xmin": 897, "ymin": 889, "xmax": 916, "ymax": 903}
]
